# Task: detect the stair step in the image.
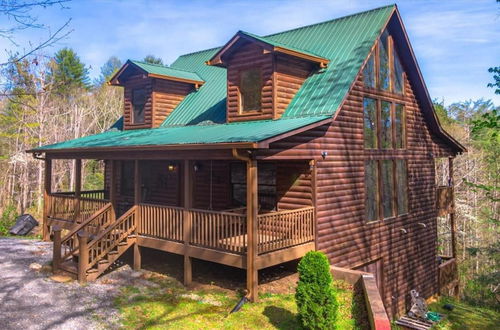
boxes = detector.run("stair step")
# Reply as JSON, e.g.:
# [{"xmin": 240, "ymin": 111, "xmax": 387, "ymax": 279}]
[
  {"xmin": 98, "ymin": 259, "xmax": 110, "ymax": 265},
  {"xmin": 118, "ymin": 241, "xmax": 128, "ymax": 246},
  {"xmin": 86, "ymin": 268, "xmax": 99, "ymax": 274},
  {"xmin": 108, "ymin": 251, "xmax": 119, "ymax": 255}
]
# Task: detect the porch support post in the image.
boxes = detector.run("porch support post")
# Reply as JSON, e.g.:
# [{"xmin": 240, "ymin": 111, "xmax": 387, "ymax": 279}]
[
  {"xmin": 74, "ymin": 159, "xmax": 82, "ymax": 222},
  {"xmin": 449, "ymin": 157, "xmax": 457, "ymax": 259},
  {"xmin": 246, "ymin": 159, "xmax": 258, "ymax": 302},
  {"xmin": 109, "ymin": 160, "xmax": 117, "ymax": 213},
  {"xmin": 42, "ymin": 158, "xmax": 52, "ymax": 241},
  {"xmin": 133, "ymin": 160, "xmax": 142, "ymax": 270},
  {"xmin": 183, "ymin": 160, "xmax": 193, "ymax": 286}
]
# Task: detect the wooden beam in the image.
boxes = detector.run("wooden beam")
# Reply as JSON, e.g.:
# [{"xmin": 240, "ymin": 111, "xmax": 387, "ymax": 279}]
[
  {"xmin": 183, "ymin": 160, "xmax": 193, "ymax": 286},
  {"xmin": 246, "ymin": 159, "xmax": 258, "ymax": 302},
  {"xmin": 74, "ymin": 159, "xmax": 82, "ymax": 222},
  {"xmin": 255, "ymin": 242, "xmax": 315, "ymax": 269},
  {"xmin": 42, "ymin": 158, "xmax": 52, "ymax": 241},
  {"xmin": 449, "ymin": 157, "xmax": 457, "ymax": 259},
  {"xmin": 134, "ymin": 160, "xmax": 142, "ymax": 270},
  {"xmin": 109, "ymin": 160, "xmax": 117, "ymax": 213}
]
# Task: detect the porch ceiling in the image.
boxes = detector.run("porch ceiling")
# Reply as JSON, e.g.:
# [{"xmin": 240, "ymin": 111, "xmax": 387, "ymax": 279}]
[{"xmin": 28, "ymin": 116, "xmax": 330, "ymax": 153}]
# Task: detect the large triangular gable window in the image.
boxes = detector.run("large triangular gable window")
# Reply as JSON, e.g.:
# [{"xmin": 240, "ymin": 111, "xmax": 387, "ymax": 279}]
[{"xmin": 363, "ymin": 29, "xmax": 404, "ymax": 95}]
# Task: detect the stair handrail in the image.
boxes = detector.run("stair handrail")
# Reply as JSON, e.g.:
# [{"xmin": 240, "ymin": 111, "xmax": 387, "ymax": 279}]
[
  {"xmin": 85, "ymin": 205, "xmax": 137, "ymax": 270},
  {"xmin": 57, "ymin": 202, "xmax": 115, "ymax": 262}
]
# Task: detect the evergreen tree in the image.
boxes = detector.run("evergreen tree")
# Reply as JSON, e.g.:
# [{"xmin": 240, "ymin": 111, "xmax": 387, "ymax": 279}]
[
  {"xmin": 143, "ymin": 55, "xmax": 164, "ymax": 65},
  {"xmin": 50, "ymin": 47, "xmax": 90, "ymax": 93},
  {"xmin": 96, "ymin": 56, "xmax": 122, "ymax": 85}
]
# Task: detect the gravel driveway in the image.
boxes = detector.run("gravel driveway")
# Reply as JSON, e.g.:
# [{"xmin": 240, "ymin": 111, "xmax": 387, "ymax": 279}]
[{"xmin": 0, "ymin": 237, "xmax": 153, "ymax": 330}]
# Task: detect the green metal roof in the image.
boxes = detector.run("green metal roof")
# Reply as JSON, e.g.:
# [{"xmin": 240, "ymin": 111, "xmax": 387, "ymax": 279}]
[
  {"xmin": 163, "ymin": 4, "xmax": 394, "ymax": 125},
  {"xmin": 36, "ymin": 116, "xmax": 330, "ymax": 151},
  {"xmin": 129, "ymin": 60, "xmax": 204, "ymax": 83},
  {"xmin": 35, "ymin": 5, "xmax": 395, "ymax": 152}
]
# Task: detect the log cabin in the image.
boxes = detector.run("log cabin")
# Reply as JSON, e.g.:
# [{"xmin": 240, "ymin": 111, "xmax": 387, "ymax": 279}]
[{"xmin": 28, "ymin": 5, "xmax": 464, "ymax": 317}]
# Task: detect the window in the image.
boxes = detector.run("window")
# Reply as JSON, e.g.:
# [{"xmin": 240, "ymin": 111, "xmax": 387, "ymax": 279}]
[
  {"xmin": 363, "ymin": 53, "xmax": 376, "ymax": 88},
  {"xmin": 239, "ymin": 68, "xmax": 262, "ymax": 112},
  {"xmin": 363, "ymin": 99, "xmax": 405, "ymax": 150},
  {"xmin": 379, "ymin": 30, "xmax": 390, "ymax": 91},
  {"xmin": 132, "ymin": 89, "xmax": 146, "ymax": 124},
  {"xmin": 381, "ymin": 160, "xmax": 395, "ymax": 218},
  {"xmin": 362, "ymin": 29, "xmax": 405, "ymax": 94},
  {"xmin": 121, "ymin": 161, "xmax": 134, "ymax": 196},
  {"xmin": 395, "ymin": 104, "xmax": 405, "ymax": 148},
  {"xmin": 365, "ymin": 159, "xmax": 408, "ymax": 221},
  {"xmin": 365, "ymin": 160, "xmax": 379, "ymax": 221},
  {"xmin": 393, "ymin": 49, "xmax": 404, "ymax": 94},
  {"xmin": 396, "ymin": 160, "xmax": 408, "ymax": 214},
  {"xmin": 380, "ymin": 101, "xmax": 392, "ymax": 149},
  {"xmin": 363, "ymin": 98, "xmax": 377, "ymax": 148}
]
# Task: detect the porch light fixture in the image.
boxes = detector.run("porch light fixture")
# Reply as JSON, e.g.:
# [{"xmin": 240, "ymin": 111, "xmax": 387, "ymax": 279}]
[
  {"xmin": 167, "ymin": 163, "xmax": 177, "ymax": 172},
  {"xmin": 321, "ymin": 151, "xmax": 328, "ymax": 159}
]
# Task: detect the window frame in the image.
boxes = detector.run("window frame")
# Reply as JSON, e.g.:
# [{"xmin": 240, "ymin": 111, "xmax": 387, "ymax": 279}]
[
  {"xmin": 363, "ymin": 98, "xmax": 407, "ymax": 150},
  {"xmin": 362, "ymin": 32, "xmax": 405, "ymax": 95},
  {"xmin": 238, "ymin": 66, "xmax": 263, "ymax": 114},
  {"xmin": 131, "ymin": 88, "xmax": 147, "ymax": 125},
  {"xmin": 365, "ymin": 158, "xmax": 409, "ymax": 222}
]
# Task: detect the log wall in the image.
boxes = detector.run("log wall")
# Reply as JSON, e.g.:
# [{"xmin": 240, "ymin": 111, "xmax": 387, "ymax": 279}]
[
  {"xmin": 259, "ymin": 72, "xmax": 455, "ymax": 317},
  {"xmin": 152, "ymin": 79, "xmax": 193, "ymax": 127}
]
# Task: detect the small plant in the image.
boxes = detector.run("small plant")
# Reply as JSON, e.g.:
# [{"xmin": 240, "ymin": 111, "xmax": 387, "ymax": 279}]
[
  {"xmin": 295, "ymin": 251, "xmax": 338, "ymax": 329},
  {"xmin": 0, "ymin": 204, "xmax": 17, "ymax": 236}
]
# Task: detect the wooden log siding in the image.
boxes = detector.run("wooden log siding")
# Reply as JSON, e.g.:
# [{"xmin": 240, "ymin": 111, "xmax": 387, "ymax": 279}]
[
  {"xmin": 276, "ymin": 162, "xmax": 313, "ymax": 210},
  {"xmin": 123, "ymin": 75, "xmax": 153, "ymax": 130},
  {"xmin": 152, "ymin": 79, "xmax": 193, "ymax": 127},
  {"xmin": 226, "ymin": 42, "xmax": 274, "ymax": 122},
  {"xmin": 258, "ymin": 72, "xmax": 456, "ymax": 316},
  {"xmin": 274, "ymin": 54, "xmax": 313, "ymax": 118}
]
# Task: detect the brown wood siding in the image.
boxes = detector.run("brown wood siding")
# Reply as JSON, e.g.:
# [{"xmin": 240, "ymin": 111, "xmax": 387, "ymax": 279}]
[
  {"xmin": 123, "ymin": 75, "xmax": 153, "ymax": 130},
  {"xmin": 274, "ymin": 54, "xmax": 312, "ymax": 119},
  {"xmin": 141, "ymin": 161, "xmax": 181, "ymax": 206},
  {"xmin": 258, "ymin": 72, "xmax": 455, "ymax": 317},
  {"xmin": 226, "ymin": 42, "xmax": 274, "ymax": 122},
  {"xmin": 152, "ymin": 79, "xmax": 193, "ymax": 127},
  {"xmin": 276, "ymin": 162, "xmax": 313, "ymax": 210}
]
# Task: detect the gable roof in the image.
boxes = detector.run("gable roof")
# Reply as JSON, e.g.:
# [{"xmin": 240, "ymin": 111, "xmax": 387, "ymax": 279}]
[
  {"xmin": 31, "ymin": 4, "xmax": 463, "ymax": 154},
  {"xmin": 109, "ymin": 60, "xmax": 204, "ymax": 86},
  {"xmin": 206, "ymin": 30, "xmax": 330, "ymax": 67}
]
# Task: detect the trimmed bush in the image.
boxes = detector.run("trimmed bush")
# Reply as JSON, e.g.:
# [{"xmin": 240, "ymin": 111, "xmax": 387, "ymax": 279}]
[{"xmin": 295, "ymin": 251, "xmax": 338, "ymax": 329}]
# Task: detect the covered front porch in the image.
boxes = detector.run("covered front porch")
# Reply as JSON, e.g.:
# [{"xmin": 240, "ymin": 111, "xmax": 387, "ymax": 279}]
[{"xmin": 42, "ymin": 152, "xmax": 317, "ymax": 301}]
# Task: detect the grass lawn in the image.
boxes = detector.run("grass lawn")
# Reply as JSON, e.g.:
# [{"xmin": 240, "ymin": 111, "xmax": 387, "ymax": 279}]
[
  {"xmin": 427, "ymin": 296, "xmax": 500, "ymax": 330},
  {"xmin": 115, "ymin": 275, "xmax": 368, "ymax": 329}
]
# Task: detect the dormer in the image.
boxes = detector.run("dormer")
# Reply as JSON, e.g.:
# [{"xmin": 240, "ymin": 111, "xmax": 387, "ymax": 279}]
[
  {"xmin": 109, "ymin": 60, "xmax": 204, "ymax": 129},
  {"xmin": 207, "ymin": 31, "xmax": 329, "ymax": 122}
]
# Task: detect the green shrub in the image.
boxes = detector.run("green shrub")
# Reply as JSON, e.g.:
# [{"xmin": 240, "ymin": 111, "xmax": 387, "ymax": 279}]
[
  {"xmin": 295, "ymin": 251, "xmax": 338, "ymax": 329},
  {"xmin": 0, "ymin": 204, "xmax": 18, "ymax": 236}
]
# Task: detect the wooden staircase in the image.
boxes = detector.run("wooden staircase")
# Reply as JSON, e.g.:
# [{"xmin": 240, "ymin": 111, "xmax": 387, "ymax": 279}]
[{"xmin": 53, "ymin": 204, "xmax": 138, "ymax": 282}]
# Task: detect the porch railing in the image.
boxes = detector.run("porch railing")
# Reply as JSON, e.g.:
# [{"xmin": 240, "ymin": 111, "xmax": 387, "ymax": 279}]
[
  {"xmin": 137, "ymin": 204, "xmax": 314, "ymax": 255},
  {"xmin": 47, "ymin": 192, "xmax": 109, "ymax": 224},
  {"xmin": 257, "ymin": 206, "xmax": 315, "ymax": 254}
]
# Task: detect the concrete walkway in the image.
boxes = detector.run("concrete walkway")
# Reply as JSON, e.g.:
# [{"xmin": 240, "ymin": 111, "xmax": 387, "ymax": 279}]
[{"xmin": 0, "ymin": 237, "xmax": 148, "ymax": 330}]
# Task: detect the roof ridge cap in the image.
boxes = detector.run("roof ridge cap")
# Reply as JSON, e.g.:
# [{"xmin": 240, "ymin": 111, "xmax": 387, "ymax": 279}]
[{"xmin": 264, "ymin": 4, "xmax": 395, "ymax": 38}]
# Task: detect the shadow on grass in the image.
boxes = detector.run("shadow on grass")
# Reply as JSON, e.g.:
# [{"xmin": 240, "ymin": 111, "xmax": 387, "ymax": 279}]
[
  {"xmin": 352, "ymin": 280, "xmax": 371, "ymax": 330},
  {"xmin": 263, "ymin": 306, "xmax": 301, "ymax": 330}
]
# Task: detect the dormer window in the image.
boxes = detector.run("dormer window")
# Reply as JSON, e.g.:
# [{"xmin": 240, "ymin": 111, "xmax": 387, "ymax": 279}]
[
  {"xmin": 109, "ymin": 60, "xmax": 204, "ymax": 130},
  {"xmin": 240, "ymin": 68, "xmax": 262, "ymax": 112},
  {"xmin": 132, "ymin": 89, "xmax": 146, "ymax": 124}
]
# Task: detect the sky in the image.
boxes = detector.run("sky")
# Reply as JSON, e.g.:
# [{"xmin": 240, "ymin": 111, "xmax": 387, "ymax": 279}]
[{"xmin": 1, "ymin": 0, "xmax": 499, "ymax": 105}]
